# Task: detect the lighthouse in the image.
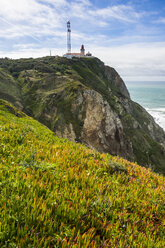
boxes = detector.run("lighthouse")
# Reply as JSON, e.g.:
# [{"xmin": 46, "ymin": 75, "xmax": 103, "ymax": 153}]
[
  {"xmin": 67, "ymin": 21, "xmax": 71, "ymax": 54},
  {"xmin": 80, "ymin": 44, "xmax": 85, "ymax": 56},
  {"xmin": 63, "ymin": 21, "xmax": 92, "ymax": 58}
]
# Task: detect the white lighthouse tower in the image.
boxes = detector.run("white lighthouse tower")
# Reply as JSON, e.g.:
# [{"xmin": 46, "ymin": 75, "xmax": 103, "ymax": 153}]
[
  {"xmin": 67, "ymin": 21, "xmax": 71, "ymax": 54},
  {"xmin": 63, "ymin": 21, "xmax": 92, "ymax": 58}
]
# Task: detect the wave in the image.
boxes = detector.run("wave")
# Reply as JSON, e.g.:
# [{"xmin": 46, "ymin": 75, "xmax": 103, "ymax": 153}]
[{"xmin": 146, "ymin": 107, "xmax": 165, "ymax": 131}]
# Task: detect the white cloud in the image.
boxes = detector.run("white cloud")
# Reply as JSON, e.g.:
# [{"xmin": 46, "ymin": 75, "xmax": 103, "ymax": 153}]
[
  {"xmin": 0, "ymin": 0, "xmax": 63, "ymax": 32},
  {"xmin": 89, "ymin": 5, "xmax": 143, "ymax": 23},
  {"xmin": 0, "ymin": 0, "xmax": 146, "ymax": 43},
  {"xmin": 0, "ymin": 0, "xmax": 41, "ymax": 21},
  {"xmin": 0, "ymin": 0, "xmax": 144, "ymax": 39},
  {"xmin": 74, "ymin": 0, "xmax": 91, "ymax": 6},
  {"xmin": 43, "ymin": 0, "xmax": 68, "ymax": 6},
  {"xmin": 154, "ymin": 17, "xmax": 165, "ymax": 24},
  {"xmin": 0, "ymin": 47, "xmax": 66, "ymax": 59},
  {"xmin": 92, "ymin": 43, "xmax": 165, "ymax": 81}
]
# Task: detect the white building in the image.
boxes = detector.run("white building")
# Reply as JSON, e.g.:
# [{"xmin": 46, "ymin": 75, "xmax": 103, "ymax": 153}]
[{"xmin": 63, "ymin": 44, "xmax": 93, "ymax": 59}]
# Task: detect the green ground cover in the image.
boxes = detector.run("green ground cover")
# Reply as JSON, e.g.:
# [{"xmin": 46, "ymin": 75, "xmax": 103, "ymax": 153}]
[{"xmin": 0, "ymin": 99, "xmax": 165, "ymax": 247}]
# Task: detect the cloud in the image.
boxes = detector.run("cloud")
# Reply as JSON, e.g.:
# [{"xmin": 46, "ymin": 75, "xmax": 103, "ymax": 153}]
[
  {"xmin": 0, "ymin": 0, "xmax": 42, "ymax": 21},
  {"xmin": 92, "ymin": 42, "xmax": 165, "ymax": 81},
  {"xmin": 0, "ymin": 0, "xmax": 144, "ymax": 40},
  {"xmin": 0, "ymin": 0, "xmax": 64, "ymax": 36},
  {"xmin": 154, "ymin": 17, "xmax": 165, "ymax": 24},
  {"xmin": 42, "ymin": 0, "xmax": 68, "ymax": 6},
  {"xmin": 88, "ymin": 5, "xmax": 143, "ymax": 23}
]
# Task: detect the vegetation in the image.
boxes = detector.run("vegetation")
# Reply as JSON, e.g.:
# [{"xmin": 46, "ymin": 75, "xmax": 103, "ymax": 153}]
[
  {"xmin": 0, "ymin": 68, "xmax": 22, "ymax": 108},
  {"xmin": 0, "ymin": 99, "xmax": 165, "ymax": 247}
]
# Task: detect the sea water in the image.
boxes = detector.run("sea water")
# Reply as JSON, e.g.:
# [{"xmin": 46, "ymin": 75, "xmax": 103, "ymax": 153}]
[{"xmin": 125, "ymin": 81, "xmax": 165, "ymax": 131}]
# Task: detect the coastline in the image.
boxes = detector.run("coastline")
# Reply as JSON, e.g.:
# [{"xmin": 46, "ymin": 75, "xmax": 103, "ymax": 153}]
[{"xmin": 126, "ymin": 81, "xmax": 165, "ymax": 131}]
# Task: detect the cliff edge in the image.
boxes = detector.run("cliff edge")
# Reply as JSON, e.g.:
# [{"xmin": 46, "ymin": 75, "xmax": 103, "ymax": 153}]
[{"xmin": 0, "ymin": 56, "xmax": 165, "ymax": 174}]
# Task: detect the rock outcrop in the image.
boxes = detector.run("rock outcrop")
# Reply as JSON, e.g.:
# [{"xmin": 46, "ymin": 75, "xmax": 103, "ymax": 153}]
[
  {"xmin": 0, "ymin": 56, "xmax": 165, "ymax": 174},
  {"xmin": 72, "ymin": 89, "xmax": 133, "ymax": 159}
]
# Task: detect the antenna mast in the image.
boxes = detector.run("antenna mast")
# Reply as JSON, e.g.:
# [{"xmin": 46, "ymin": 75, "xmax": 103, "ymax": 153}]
[{"xmin": 67, "ymin": 21, "xmax": 71, "ymax": 53}]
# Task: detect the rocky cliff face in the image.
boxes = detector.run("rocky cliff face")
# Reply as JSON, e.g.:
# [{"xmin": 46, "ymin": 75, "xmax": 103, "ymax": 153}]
[
  {"xmin": 71, "ymin": 89, "xmax": 133, "ymax": 159},
  {"xmin": 0, "ymin": 56, "xmax": 165, "ymax": 174}
]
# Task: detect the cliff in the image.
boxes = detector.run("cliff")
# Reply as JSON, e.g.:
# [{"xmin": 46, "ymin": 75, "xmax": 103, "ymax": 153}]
[{"xmin": 0, "ymin": 56, "xmax": 165, "ymax": 174}]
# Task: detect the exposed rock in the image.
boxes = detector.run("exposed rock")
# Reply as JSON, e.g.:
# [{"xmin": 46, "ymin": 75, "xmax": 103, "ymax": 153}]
[
  {"xmin": 56, "ymin": 123, "xmax": 76, "ymax": 142},
  {"xmin": 79, "ymin": 89, "xmax": 133, "ymax": 158}
]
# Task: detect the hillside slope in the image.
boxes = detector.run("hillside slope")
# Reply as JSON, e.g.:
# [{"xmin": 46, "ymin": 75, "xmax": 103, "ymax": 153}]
[
  {"xmin": 0, "ymin": 99, "xmax": 165, "ymax": 247},
  {"xmin": 0, "ymin": 56, "xmax": 165, "ymax": 174},
  {"xmin": 0, "ymin": 67, "xmax": 22, "ymax": 109}
]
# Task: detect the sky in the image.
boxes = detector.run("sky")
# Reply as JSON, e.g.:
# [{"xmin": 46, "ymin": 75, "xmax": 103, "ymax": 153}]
[{"xmin": 0, "ymin": 0, "xmax": 165, "ymax": 81}]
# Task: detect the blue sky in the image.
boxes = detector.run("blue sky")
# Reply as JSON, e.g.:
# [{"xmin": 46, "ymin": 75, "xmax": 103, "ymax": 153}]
[{"xmin": 0, "ymin": 0, "xmax": 165, "ymax": 81}]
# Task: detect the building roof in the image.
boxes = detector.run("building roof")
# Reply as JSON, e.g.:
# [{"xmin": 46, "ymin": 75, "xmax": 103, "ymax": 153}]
[{"xmin": 66, "ymin": 53, "xmax": 82, "ymax": 55}]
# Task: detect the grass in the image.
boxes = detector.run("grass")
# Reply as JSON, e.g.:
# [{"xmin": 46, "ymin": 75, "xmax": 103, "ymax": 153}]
[{"xmin": 0, "ymin": 99, "xmax": 165, "ymax": 247}]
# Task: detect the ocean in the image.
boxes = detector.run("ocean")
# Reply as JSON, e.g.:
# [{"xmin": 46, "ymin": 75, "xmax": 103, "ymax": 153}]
[{"xmin": 125, "ymin": 81, "xmax": 165, "ymax": 131}]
